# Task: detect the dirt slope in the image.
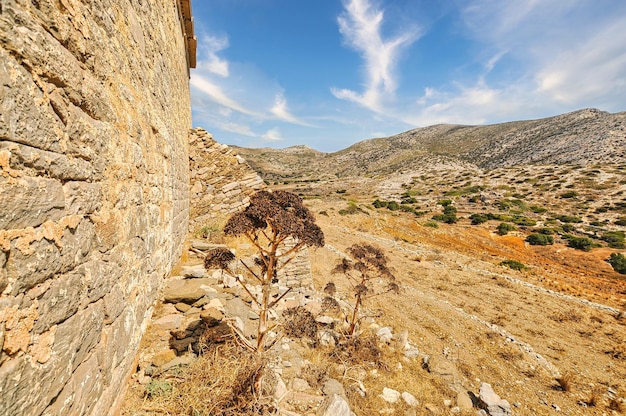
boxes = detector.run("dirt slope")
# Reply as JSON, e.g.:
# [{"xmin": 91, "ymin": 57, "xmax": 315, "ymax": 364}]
[{"xmin": 306, "ymin": 196, "xmax": 626, "ymax": 415}]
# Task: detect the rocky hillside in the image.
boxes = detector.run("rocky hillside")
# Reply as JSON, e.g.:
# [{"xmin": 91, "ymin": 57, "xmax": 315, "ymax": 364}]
[{"xmin": 234, "ymin": 108, "xmax": 626, "ymax": 180}]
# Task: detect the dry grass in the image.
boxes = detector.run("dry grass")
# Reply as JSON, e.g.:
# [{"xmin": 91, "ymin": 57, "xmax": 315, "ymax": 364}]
[
  {"xmin": 554, "ymin": 373, "xmax": 573, "ymax": 392},
  {"xmin": 121, "ymin": 341, "xmax": 275, "ymax": 416}
]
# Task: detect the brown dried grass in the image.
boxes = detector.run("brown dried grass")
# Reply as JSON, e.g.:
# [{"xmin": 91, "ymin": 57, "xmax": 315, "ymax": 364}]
[{"xmin": 121, "ymin": 341, "xmax": 275, "ymax": 416}]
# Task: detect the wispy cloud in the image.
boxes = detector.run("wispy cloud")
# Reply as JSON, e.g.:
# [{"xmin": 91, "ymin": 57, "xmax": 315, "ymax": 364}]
[
  {"xmin": 270, "ymin": 93, "xmax": 313, "ymax": 126},
  {"xmin": 196, "ymin": 34, "xmax": 230, "ymax": 77},
  {"xmin": 332, "ymin": 0, "xmax": 420, "ymax": 111},
  {"xmin": 535, "ymin": 15, "xmax": 626, "ymax": 105},
  {"xmin": 406, "ymin": 0, "xmax": 626, "ymax": 127},
  {"xmin": 190, "ymin": 75, "xmax": 260, "ymax": 117},
  {"xmin": 262, "ymin": 127, "xmax": 283, "ymax": 142}
]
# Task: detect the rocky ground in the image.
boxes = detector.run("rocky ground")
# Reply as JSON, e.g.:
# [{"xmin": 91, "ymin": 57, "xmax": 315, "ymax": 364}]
[{"xmin": 120, "ymin": 188, "xmax": 625, "ymax": 415}]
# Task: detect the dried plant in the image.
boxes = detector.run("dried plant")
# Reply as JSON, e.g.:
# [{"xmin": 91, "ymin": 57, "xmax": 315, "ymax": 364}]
[
  {"xmin": 282, "ymin": 306, "xmax": 318, "ymax": 344},
  {"xmin": 332, "ymin": 243, "xmax": 399, "ymax": 335},
  {"xmin": 223, "ymin": 190, "xmax": 324, "ymax": 352},
  {"xmin": 204, "ymin": 247, "xmax": 236, "ymax": 274}
]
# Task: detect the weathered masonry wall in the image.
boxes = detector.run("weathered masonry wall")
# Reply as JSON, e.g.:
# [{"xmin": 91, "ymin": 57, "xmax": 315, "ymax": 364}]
[
  {"xmin": 188, "ymin": 128, "xmax": 314, "ymax": 293},
  {"xmin": 188, "ymin": 128, "xmax": 265, "ymax": 231},
  {"xmin": 0, "ymin": 1, "xmax": 193, "ymax": 415}
]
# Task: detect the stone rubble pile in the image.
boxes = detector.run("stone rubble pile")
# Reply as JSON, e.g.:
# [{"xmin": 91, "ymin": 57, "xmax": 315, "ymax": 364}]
[{"xmin": 129, "ymin": 244, "xmax": 516, "ymax": 416}]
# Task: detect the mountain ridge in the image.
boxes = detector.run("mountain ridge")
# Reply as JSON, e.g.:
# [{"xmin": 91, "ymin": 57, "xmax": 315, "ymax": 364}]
[{"xmin": 233, "ymin": 108, "xmax": 626, "ymax": 180}]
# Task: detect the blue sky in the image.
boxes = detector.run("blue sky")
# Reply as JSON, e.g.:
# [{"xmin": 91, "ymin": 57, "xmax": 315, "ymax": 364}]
[{"xmin": 189, "ymin": 0, "xmax": 626, "ymax": 152}]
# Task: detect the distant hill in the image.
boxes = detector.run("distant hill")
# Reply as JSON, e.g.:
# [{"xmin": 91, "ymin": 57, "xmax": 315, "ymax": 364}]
[{"xmin": 233, "ymin": 108, "xmax": 626, "ymax": 180}]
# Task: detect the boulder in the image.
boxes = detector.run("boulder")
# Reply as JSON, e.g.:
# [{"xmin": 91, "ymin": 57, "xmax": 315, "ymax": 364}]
[
  {"xmin": 200, "ymin": 308, "xmax": 223, "ymax": 327},
  {"xmin": 380, "ymin": 387, "xmax": 401, "ymax": 403},
  {"xmin": 163, "ymin": 278, "xmax": 215, "ymax": 304},
  {"xmin": 478, "ymin": 383, "xmax": 511, "ymax": 416},
  {"xmin": 317, "ymin": 394, "xmax": 352, "ymax": 416}
]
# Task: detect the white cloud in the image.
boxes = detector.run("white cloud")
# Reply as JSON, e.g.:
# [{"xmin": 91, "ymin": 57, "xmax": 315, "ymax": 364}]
[
  {"xmin": 217, "ymin": 121, "xmax": 255, "ymax": 137},
  {"xmin": 190, "ymin": 75, "xmax": 260, "ymax": 117},
  {"xmin": 535, "ymin": 16, "xmax": 626, "ymax": 105},
  {"xmin": 197, "ymin": 35, "xmax": 230, "ymax": 77},
  {"xmin": 332, "ymin": 0, "xmax": 420, "ymax": 111},
  {"xmin": 270, "ymin": 93, "xmax": 313, "ymax": 126},
  {"xmin": 405, "ymin": 1, "xmax": 626, "ymax": 127},
  {"xmin": 262, "ymin": 127, "xmax": 283, "ymax": 142}
]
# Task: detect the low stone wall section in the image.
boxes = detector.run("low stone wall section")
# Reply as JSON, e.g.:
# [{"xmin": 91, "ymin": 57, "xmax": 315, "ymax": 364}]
[{"xmin": 188, "ymin": 128, "xmax": 265, "ymax": 230}]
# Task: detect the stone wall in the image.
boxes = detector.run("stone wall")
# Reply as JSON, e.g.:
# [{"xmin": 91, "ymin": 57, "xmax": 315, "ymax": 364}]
[
  {"xmin": 188, "ymin": 128, "xmax": 265, "ymax": 230},
  {"xmin": 188, "ymin": 128, "xmax": 314, "ymax": 292},
  {"xmin": 0, "ymin": 1, "xmax": 192, "ymax": 415}
]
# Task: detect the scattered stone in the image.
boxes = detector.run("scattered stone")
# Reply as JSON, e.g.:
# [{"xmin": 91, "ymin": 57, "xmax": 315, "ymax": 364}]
[
  {"xmin": 292, "ymin": 378, "xmax": 311, "ymax": 392},
  {"xmin": 395, "ymin": 329, "xmax": 409, "ymax": 349},
  {"xmin": 163, "ymin": 278, "xmax": 215, "ymax": 304},
  {"xmin": 175, "ymin": 302, "xmax": 191, "ymax": 313},
  {"xmin": 200, "ymin": 308, "xmax": 223, "ymax": 327},
  {"xmin": 184, "ymin": 307, "xmax": 201, "ymax": 315},
  {"xmin": 404, "ymin": 347, "xmax": 420, "ymax": 359},
  {"xmin": 380, "ymin": 387, "xmax": 401, "ymax": 403},
  {"xmin": 248, "ymin": 311, "xmax": 259, "ymax": 320},
  {"xmin": 443, "ymin": 399, "xmax": 452, "ymax": 407},
  {"xmin": 478, "ymin": 383, "xmax": 511, "ymax": 416},
  {"xmin": 181, "ymin": 264, "xmax": 206, "ymax": 278},
  {"xmin": 151, "ymin": 349, "xmax": 177, "ymax": 367},
  {"xmin": 456, "ymin": 391, "xmax": 473, "ymax": 411},
  {"xmin": 206, "ymin": 298, "xmax": 225, "ymax": 312},
  {"xmin": 376, "ymin": 326, "xmax": 393, "ymax": 343},
  {"xmin": 273, "ymin": 375, "xmax": 288, "ymax": 400},
  {"xmin": 192, "ymin": 296, "xmax": 212, "ymax": 308},
  {"xmin": 151, "ymin": 314, "xmax": 182, "ymax": 332},
  {"xmin": 222, "ymin": 274, "xmax": 238, "ymax": 288},
  {"xmin": 315, "ymin": 315, "xmax": 334, "ymax": 325},
  {"xmin": 322, "ymin": 378, "xmax": 345, "ymax": 397},
  {"xmin": 160, "ymin": 355, "xmax": 195, "ymax": 372},
  {"xmin": 317, "ymin": 394, "xmax": 352, "ymax": 416},
  {"xmin": 402, "ymin": 391, "xmax": 419, "ymax": 407},
  {"xmin": 552, "ymin": 404, "xmax": 561, "ymax": 411}
]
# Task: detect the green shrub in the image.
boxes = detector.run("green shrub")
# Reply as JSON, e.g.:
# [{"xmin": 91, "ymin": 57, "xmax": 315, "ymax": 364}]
[
  {"xmin": 372, "ymin": 199, "xmax": 387, "ymax": 208},
  {"xmin": 601, "ymin": 231, "xmax": 625, "ymax": 249},
  {"xmin": 470, "ymin": 213, "xmax": 489, "ymax": 225},
  {"xmin": 526, "ymin": 233, "xmax": 554, "ymax": 245},
  {"xmin": 438, "ymin": 199, "xmax": 453, "ymax": 207},
  {"xmin": 500, "ymin": 259, "xmax": 526, "ymax": 271},
  {"xmin": 339, "ymin": 201, "xmax": 361, "ymax": 216},
  {"xmin": 616, "ymin": 217, "xmax": 626, "ymax": 226},
  {"xmin": 537, "ymin": 227, "xmax": 555, "ymax": 235},
  {"xmin": 560, "ymin": 191, "xmax": 578, "ymax": 199},
  {"xmin": 567, "ymin": 237, "xmax": 598, "ymax": 251},
  {"xmin": 487, "ymin": 213, "xmax": 512, "ymax": 222},
  {"xmin": 607, "ymin": 253, "xmax": 626, "ymax": 274},
  {"xmin": 557, "ymin": 215, "xmax": 583, "ymax": 223},
  {"xmin": 424, "ymin": 221, "xmax": 439, "ymax": 228},
  {"xmin": 387, "ymin": 201, "xmax": 400, "ymax": 211},
  {"xmin": 401, "ymin": 197, "xmax": 418, "ymax": 204},
  {"xmin": 497, "ymin": 223, "xmax": 516, "ymax": 235},
  {"xmin": 511, "ymin": 216, "xmax": 537, "ymax": 226},
  {"xmin": 530, "ymin": 205, "xmax": 548, "ymax": 214},
  {"xmin": 560, "ymin": 224, "xmax": 575, "ymax": 233},
  {"xmin": 432, "ymin": 204, "xmax": 458, "ymax": 224}
]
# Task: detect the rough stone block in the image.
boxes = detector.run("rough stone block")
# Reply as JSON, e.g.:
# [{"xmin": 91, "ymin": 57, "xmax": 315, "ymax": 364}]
[
  {"xmin": 33, "ymin": 271, "xmax": 84, "ymax": 334},
  {"xmin": 0, "ymin": 176, "xmax": 65, "ymax": 230},
  {"xmin": 63, "ymin": 182, "xmax": 102, "ymax": 215},
  {"xmin": 6, "ymin": 238, "xmax": 62, "ymax": 295}
]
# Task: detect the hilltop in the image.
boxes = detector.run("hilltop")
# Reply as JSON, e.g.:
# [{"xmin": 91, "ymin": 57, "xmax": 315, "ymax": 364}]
[{"xmin": 234, "ymin": 108, "xmax": 626, "ymax": 180}]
